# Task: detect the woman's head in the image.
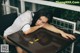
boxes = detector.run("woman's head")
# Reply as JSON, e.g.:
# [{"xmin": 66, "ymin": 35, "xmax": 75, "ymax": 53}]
[
  {"xmin": 31, "ymin": 8, "xmax": 53, "ymax": 26},
  {"xmin": 35, "ymin": 16, "xmax": 48, "ymax": 26}
]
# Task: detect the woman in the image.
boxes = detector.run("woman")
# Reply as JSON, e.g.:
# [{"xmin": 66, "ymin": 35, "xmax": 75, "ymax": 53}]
[{"xmin": 4, "ymin": 8, "xmax": 75, "ymax": 53}]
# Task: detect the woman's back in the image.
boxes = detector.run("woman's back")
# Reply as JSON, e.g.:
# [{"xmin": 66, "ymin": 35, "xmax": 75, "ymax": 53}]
[{"xmin": 4, "ymin": 10, "xmax": 33, "ymax": 36}]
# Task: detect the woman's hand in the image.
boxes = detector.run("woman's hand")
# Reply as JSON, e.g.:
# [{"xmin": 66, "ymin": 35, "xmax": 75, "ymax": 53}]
[{"xmin": 60, "ymin": 32, "xmax": 76, "ymax": 40}]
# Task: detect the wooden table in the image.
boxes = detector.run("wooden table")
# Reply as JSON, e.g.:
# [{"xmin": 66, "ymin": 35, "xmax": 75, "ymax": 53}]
[{"xmin": 7, "ymin": 28, "xmax": 78, "ymax": 53}]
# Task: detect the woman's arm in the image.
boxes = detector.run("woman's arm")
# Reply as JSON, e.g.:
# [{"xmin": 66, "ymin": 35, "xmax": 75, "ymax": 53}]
[
  {"xmin": 23, "ymin": 25, "xmax": 43, "ymax": 35},
  {"xmin": 42, "ymin": 23, "xmax": 76, "ymax": 40}
]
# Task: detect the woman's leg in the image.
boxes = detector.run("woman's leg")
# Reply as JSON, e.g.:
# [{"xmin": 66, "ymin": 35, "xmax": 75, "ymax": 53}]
[
  {"xmin": 16, "ymin": 47, "xmax": 23, "ymax": 53},
  {"xmin": 4, "ymin": 36, "xmax": 16, "ymax": 45},
  {"xmin": 16, "ymin": 47, "xmax": 28, "ymax": 53},
  {"xmin": 4, "ymin": 36, "xmax": 23, "ymax": 53},
  {"xmin": 23, "ymin": 50, "xmax": 28, "ymax": 53}
]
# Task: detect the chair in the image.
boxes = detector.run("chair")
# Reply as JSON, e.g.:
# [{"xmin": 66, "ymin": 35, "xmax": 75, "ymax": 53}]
[{"xmin": 0, "ymin": 12, "xmax": 18, "ymax": 43}]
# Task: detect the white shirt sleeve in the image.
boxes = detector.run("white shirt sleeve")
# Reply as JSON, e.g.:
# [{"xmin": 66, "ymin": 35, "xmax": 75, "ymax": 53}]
[
  {"xmin": 13, "ymin": 10, "xmax": 33, "ymax": 26},
  {"xmin": 22, "ymin": 24, "xmax": 30, "ymax": 32}
]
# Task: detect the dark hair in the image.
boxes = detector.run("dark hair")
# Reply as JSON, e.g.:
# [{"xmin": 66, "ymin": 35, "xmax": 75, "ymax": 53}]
[{"xmin": 31, "ymin": 8, "xmax": 53, "ymax": 26}]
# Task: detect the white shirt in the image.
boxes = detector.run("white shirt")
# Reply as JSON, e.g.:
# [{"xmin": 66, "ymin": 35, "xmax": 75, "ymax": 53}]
[{"xmin": 4, "ymin": 10, "xmax": 33, "ymax": 36}]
